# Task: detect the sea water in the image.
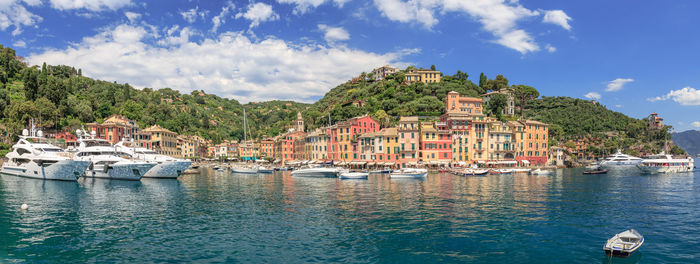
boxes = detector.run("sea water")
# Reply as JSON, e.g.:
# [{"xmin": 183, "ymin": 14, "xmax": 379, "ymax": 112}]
[{"xmin": 1, "ymin": 164, "xmax": 698, "ymax": 263}]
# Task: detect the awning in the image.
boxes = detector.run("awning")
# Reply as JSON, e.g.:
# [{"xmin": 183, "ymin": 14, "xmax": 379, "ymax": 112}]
[
  {"xmin": 457, "ymin": 161, "xmax": 467, "ymax": 165},
  {"xmin": 498, "ymin": 160, "xmax": 517, "ymax": 164},
  {"xmin": 486, "ymin": 161, "xmax": 497, "ymax": 165},
  {"xmin": 521, "ymin": 160, "xmax": 530, "ymax": 164},
  {"xmin": 477, "ymin": 160, "xmax": 486, "ymax": 164},
  {"xmin": 308, "ymin": 160, "xmax": 317, "ymax": 164},
  {"xmin": 377, "ymin": 162, "xmax": 385, "ymax": 166},
  {"xmin": 350, "ymin": 161, "xmax": 367, "ymax": 165},
  {"xmin": 338, "ymin": 161, "xmax": 346, "ymax": 165},
  {"xmin": 384, "ymin": 162, "xmax": 395, "ymax": 166},
  {"xmin": 273, "ymin": 159, "xmax": 280, "ymax": 163},
  {"xmin": 255, "ymin": 159, "xmax": 269, "ymax": 163},
  {"xmin": 367, "ymin": 162, "xmax": 376, "ymax": 166}
]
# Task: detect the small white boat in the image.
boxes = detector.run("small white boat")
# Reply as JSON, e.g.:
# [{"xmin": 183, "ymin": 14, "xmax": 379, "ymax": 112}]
[
  {"xmin": 530, "ymin": 168, "xmax": 552, "ymax": 175},
  {"xmin": 490, "ymin": 169, "xmax": 513, "ymax": 174},
  {"xmin": 339, "ymin": 172, "xmax": 368, "ymax": 179},
  {"xmin": 512, "ymin": 168, "xmax": 531, "ymax": 174},
  {"xmin": 390, "ymin": 168, "xmax": 427, "ymax": 178},
  {"xmin": 462, "ymin": 169, "xmax": 489, "ymax": 176},
  {"xmin": 230, "ymin": 166, "xmax": 258, "ymax": 174},
  {"xmin": 604, "ymin": 229, "xmax": 644, "ymax": 257}
]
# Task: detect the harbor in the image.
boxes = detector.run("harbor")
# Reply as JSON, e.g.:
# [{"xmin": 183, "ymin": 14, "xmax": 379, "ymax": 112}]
[{"xmin": 1, "ymin": 166, "xmax": 698, "ymax": 263}]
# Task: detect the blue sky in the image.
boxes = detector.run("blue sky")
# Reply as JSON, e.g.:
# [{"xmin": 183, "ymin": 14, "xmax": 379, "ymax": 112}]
[{"xmin": 1, "ymin": 0, "xmax": 699, "ymax": 131}]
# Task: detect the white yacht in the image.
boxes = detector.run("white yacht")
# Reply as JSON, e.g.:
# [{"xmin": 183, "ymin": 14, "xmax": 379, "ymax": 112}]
[
  {"xmin": 291, "ymin": 166, "xmax": 345, "ymax": 177},
  {"xmin": 636, "ymin": 153, "xmax": 694, "ymax": 174},
  {"xmin": 230, "ymin": 165, "xmax": 258, "ymax": 174},
  {"xmin": 114, "ymin": 140, "xmax": 191, "ymax": 179},
  {"xmin": 1, "ymin": 127, "xmax": 91, "ymax": 181},
  {"xmin": 72, "ymin": 130, "xmax": 155, "ymax": 181},
  {"xmin": 599, "ymin": 150, "xmax": 642, "ymax": 168}
]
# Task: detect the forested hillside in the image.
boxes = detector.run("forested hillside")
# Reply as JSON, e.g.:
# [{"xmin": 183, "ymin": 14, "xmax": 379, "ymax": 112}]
[{"xmin": 0, "ymin": 45, "xmax": 308, "ymax": 143}]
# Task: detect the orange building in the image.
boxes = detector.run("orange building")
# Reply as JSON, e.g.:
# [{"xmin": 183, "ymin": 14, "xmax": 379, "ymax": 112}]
[
  {"xmin": 520, "ymin": 120, "xmax": 549, "ymax": 165},
  {"xmin": 445, "ymin": 91, "xmax": 483, "ymax": 115}
]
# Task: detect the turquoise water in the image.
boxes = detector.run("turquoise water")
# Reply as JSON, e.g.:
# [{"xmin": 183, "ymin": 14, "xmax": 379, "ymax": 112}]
[{"xmin": 1, "ymin": 164, "xmax": 699, "ymax": 263}]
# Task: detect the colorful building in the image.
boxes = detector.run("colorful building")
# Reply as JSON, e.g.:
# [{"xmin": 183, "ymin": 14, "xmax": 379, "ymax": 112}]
[
  {"xmin": 445, "ymin": 91, "xmax": 483, "ymax": 115},
  {"xmin": 85, "ymin": 114, "xmax": 139, "ymax": 144},
  {"xmin": 142, "ymin": 125, "xmax": 179, "ymax": 157},
  {"xmin": 420, "ymin": 122, "xmax": 452, "ymax": 165},
  {"xmin": 405, "ymin": 67, "xmax": 442, "ymax": 84},
  {"xmin": 520, "ymin": 120, "xmax": 549, "ymax": 165},
  {"xmin": 259, "ymin": 138, "xmax": 275, "ymax": 159},
  {"xmin": 397, "ymin": 116, "xmax": 420, "ymax": 167},
  {"xmin": 334, "ymin": 115, "xmax": 380, "ymax": 162}
]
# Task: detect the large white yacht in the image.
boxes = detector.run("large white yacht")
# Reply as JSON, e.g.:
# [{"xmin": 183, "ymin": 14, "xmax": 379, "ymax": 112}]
[
  {"xmin": 72, "ymin": 130, "xmax": 155, "ymax": 181},
  {"xmin": 1, "ymin": 127, "xmax": 91, "ymax": 181},
  {"xmin": 599, "ymin": 150, "xmax": 642, "ymax": 168},
  {"xmin": 636, "ymin": 153, "xmax": 695, "ymax": 174},
  {"xmin": 114, "ymin": 139, "xmax": 191, "ymax": 179}
]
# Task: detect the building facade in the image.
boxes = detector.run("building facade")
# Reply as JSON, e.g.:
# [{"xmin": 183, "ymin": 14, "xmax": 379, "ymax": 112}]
[
  {"xmin": 405, "ymin": 68, "xmax": 442, "ymax": 84},
  {"xmin": 142, "ymin": 125, "xmax": 179, "ymax": 157}
]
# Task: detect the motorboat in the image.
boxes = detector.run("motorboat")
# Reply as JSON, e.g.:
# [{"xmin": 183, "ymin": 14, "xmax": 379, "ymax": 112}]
[
  {"xmin": 463, "ymin": 169, "xmax": 489, "ymax": 176},
  {"xmin": 512, "ymin": 168, "xmax": 531, "ymax": 174},
  {"xmin": 339, "ymin": 172, "xmax": 368, "ymax": 179},
  {"xmin": 389, "ymin": 168, "xmax": 428, "ymax": 178},
  {"xmin": 603, "ymin": 229, "xmax": 644, "ymax": 257},
  {"xmin": 530, "ymin": 168, "xmax": 552, "ymax": 175},
  {"xmin": 599, "ymin": 150, "xmax": 642, "ymax": 168},
  {"xmin": 489, "ymin": 169, "xmax": 513, "ymax": 175},
  {"xmin": 257, "ymin": 167, "xmax": 274, "ymax": 173},
  {"xmin": 114, "ymin": 139, "xmax": 192, "ymax": 179},
  {"xmin": 72, "ymin": 130, "xmax": 155, "ymax": 181},
  {"xmin": 637, "ymin": 153, "xmax": 694, "ymax": 174},
  {"xmin": 1, "ymin": 127, "xmax": 91, "ymax": 181},
  {"xmin": 230, "ymin": 165, "xmax": 258, "ymax": 174},
  {"xmin": 583, "ymin": 168, "xmax": 608, "ymax": 174},
  {"xmin": 291, "ymin": 166, "xmax": 345, "ymax": 177}
]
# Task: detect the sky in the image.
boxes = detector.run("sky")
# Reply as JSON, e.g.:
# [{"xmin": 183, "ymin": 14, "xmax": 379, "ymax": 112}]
[{"xmin": 1, "ymin": 0, "xmax": 699, "ymax": 131}]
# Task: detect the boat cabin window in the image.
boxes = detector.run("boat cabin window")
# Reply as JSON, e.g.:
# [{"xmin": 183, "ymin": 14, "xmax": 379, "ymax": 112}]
[
  {"xmin": 620, "ymin": 237, "xmax": 638, "ymax": 243},
  {"xmin": 85, "ymin": 141, "xmax": 112, "ymax": 147},
  {"xmin": 16, "ymin": 148, "xmax": 31, "ymax": 155},
  {"xmin": 41, "ymin": 148, "xmax": 63, "ymax": 152}
]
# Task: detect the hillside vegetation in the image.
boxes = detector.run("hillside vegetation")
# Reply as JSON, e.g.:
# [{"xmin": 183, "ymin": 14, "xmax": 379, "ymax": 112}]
[{"xmin": 0, "ymin": 45, "xmax": 308, "ymax": 143}]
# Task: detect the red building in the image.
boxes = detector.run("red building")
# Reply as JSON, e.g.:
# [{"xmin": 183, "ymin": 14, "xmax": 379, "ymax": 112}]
[
  {"xmin": 85, "ymin": 115, "xmax": 139, "ymax": 144},
  {"xmin": 332, "ymin": 115, "xmax": 380, "ymax": 162}
]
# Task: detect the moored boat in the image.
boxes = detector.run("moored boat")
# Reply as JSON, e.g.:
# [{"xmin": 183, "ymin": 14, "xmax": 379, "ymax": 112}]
[
  {"xmin": 114, "ymin": 140, "xmax": 192, "ymax": 179},
  {"xmin": 530, "ymin": 168, "xmax": 552, "ymax": 175},
  {"xmin": 512, "ymin": 168, "xmax": 531, "ymax": 174},
  {"xmin": 1, "ymin": 127, "xmax": 91, "ymax": 181},
  {"xmin": 583, "ymin": 169, "xmax": 608, "ymax": 174},
  {"xmin": 230, "ymin": 165, "xmax": 258, "ymax": 174},
  {"xmin": 636, "ymin": 153, "xmax": 694, "ymax": 174},
  {"xmin": 599, "ymin": 150, "xmax": 643, "ymax": 168},
  {"xmin": 603, "ymin": 229, "xmax": 644, "ymax": 257},
  {"xmin": 257, "ymin": 167, "xmax": 274, "ymax": 173},
  {"xmin": 339, "ymin": 172, "xmax": 368, "ymax": 179},
  {"xmin": 291, "ymin": 166, "xmax": 344, "ymax": 177},
  {"xmin": 390, "ymin": 168, "xmax": 427, "ymax": 178},
  {"xmin": 73, "ymin": 130, "xmax": 155, "ymax": 181}
]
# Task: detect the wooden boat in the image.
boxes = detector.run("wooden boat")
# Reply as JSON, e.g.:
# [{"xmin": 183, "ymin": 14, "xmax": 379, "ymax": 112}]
[
  {"xmin": 390, "ymin": 168, "xmax": 428, "ymax": 178},
  {"xmin": 463, "ymin": 169, "xmax": 489, "ymax": 176},
  {"xmin": 583, "ymin": 169, "xmax": 608, "ymax": 174},
  {"xmin": 604, "ymin": 229, "xmax": 644, "ymax": 257}
]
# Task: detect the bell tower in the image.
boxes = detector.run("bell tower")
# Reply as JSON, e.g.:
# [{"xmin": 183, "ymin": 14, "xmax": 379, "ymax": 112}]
[{"xmin": 295, "ymin": 112, "xmax": 304, "ymax": 132}]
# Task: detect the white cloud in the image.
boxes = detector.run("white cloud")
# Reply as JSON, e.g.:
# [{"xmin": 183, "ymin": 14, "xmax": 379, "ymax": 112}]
[
  {"xmin": 542, "ymin": 10, "xmax": 572, "ymax": 30},
  {"xmin": 615, "ymin": 104, "xmax": 622, "ymax": 108},
  {"xmin": 181, "ymin": 6, "xmax": 207, "ymax": 23},
  {"xmin": 606, "ymin": 78, "xmax": 634, "ymax": 92},
  {"xmin": 317, "ymin": 24, "xmax": 350, "ymax": 43},
  {"xmin": 13, "ymin": 40, "xmax": 26, "ymax": 47},
  {"xmin": 372, "ymin": 0, "xmax": 545, "ymax": 54},
  {"xmin": 692, "ymin": 121, "xmax": 700, "ymax": 128},
  {"xmin": 647, "ymin": 86, "xmax": 700, "ymax": 106},
  {"xmin": 211, "ymin": 1, "xmax": 235, "ymax": 32},
  {"xmin": 373, "ymin": 0, "xmax": 438, "ymax": 29},
  {"xmin": 28, "ymin": 24, "xmax": 414, "ymax": 103},
  {"xmin": 584, "ymin": 92, "xmax": 601, "ymax": 100},
  {"xmin": 48, "ymin": 0, "xmax": 132, "ymax": 11},
  {"xmin": 276, "ymin": 0, "xmax": 350, "ymax": 14},
  {"xmin": 545, "ymin": 44, "xmax": 556, "ymax": 53},
  {"xmin": 0, "ymin": 0, "xmax": 43, "ymax": 36},
  {"xmin": 125, "ymin": 11, "xmax": 141, "ymax": 22},
  {"xmin": 235, "ymin": 3, "xmax": 279, "ymax": 28}
]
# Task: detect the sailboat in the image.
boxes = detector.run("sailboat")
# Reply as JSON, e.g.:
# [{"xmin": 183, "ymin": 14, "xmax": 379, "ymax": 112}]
[{"xmin": 231, "ymin": 108, "xmax": 259, "ymax": 174}]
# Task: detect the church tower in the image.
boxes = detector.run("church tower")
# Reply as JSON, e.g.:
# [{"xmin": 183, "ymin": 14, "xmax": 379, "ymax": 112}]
[{"xmin": 295, "ymin": 112, "xmax": 304, "ymax": 132}]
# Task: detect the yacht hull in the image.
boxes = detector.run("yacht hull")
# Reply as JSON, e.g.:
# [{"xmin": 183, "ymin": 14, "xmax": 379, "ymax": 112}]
[
  {"xmin": 83, "ymin": 163, "xmax": 155, "ymax": 181},
  {"xmin": 143, "ymin": 161, "xmax": 192, "ymax": 178},
  {"xmin": 636, "ymin": 165, "xmax": 693, "ymax": 174},
  {"xmin": 0, "ymin": 160, "xmax": 91, "ymax": 181},
  {"xmin": 291, "ymin": 169, "xmax": 339, "ymax": 178}
]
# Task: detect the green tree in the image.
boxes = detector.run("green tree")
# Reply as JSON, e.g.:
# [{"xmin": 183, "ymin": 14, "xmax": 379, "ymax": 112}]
[
  {"xmin": 510, "ymin": 85, "xmax": 539, "ymax": 117},
  {"xmin": 486, "ymin": 93, "xmax": 507, "ymax": 121},
  {"xmin": 430, "ymin": 64, "xmax": 436, "ymax": 71},
  {"xmin": 373, "ymin": 109, "xmax": 390, "ymax": 128},
  {"xmin": 35, "ymin": 97, "xmax": 57, "ymax": 127},
  {"xmin": 479, "ymin": 72, "xmax": 487, "ymax": 88},
  {"xmin": 484, "ymin": 74, "xmax": 509, "ymax": 91}
]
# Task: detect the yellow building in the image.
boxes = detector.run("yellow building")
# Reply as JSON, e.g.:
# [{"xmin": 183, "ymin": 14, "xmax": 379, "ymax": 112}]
[
  {"xmin": 142, "ymin": 125, "xmax": 179, "ymax": 157},
  {"xmin": 382, "ymin": 127, "xmax": 400, "ymax": 166},
  {"xmin": 405, "ymin": 68, "xmax": 442, "ymax": 84}
]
